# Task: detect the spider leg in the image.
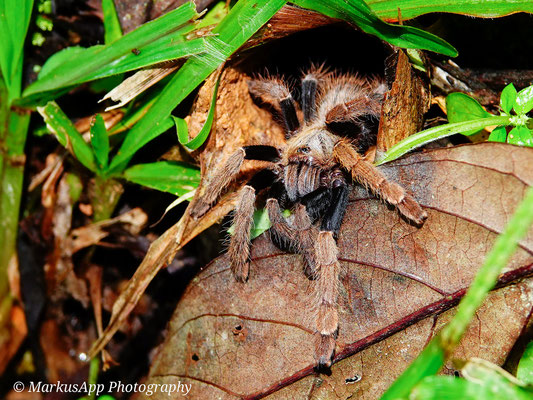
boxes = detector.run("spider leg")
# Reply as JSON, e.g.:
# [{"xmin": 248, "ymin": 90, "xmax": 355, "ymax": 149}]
[
  {"xmin": 333, "ymin": 140, "xmax": 427, "ymax": 224},
  {"xmin": 229, "ymin": 169, "xmax": 278, "ymax": 282},
  {"xmin": 191, "ymin": 145, "xmax": 280, "ymax": 218},
  {"xmin": 302, "ymin": 74, "xmax": 318, "ymax": 122},
  {"xmin": 302, "ymin": 63, "xmax": 331, "ymax": 122},
  {"xmin": 228, "ymin": 185, "xmax": 256, "ymax": 282},
  {"xmin": 248, "ymin": 78, "xmax": 299, "ymax": 136},
  {"xmin": 313, "ymin": 184, "xmax": 349, "ymax": 369},
  {"xmin": 266, "ymin": 198, "xmax": 320, "ymax": 279}
]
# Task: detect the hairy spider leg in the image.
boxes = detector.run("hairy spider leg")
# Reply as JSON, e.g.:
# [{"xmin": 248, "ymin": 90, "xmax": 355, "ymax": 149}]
[
  {"xmin": 333, "ymin": 140, "xmax": 427, "ymax": 225},
  {"xmin": 314, "ymin": 183, "xmax": 350, "ymax": 369},
  {"xmin": 248, "ymin": 78, "xmax": 300, "ymax": 137},
  {"xmin": 227, "ymin": 166, "xmax": 278, "ymax": 282},
  {"xmin": 302, "ymin": 74, "xmax": 318, "ymax": 122},
  {"xmin": 190, "ymin": 145, "xmax": 281, "ymax": 218},
  {"xmin": 266, "ymin": 198, "xmax": 320, "ymax": 278}
]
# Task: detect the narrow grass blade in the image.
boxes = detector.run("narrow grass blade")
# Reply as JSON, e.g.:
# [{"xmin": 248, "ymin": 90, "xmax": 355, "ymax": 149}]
[
  {"xmin": 23, "ymin": 2, "xmax": 199, "ymax": 97},
  {"xmin": 366, "ymin": 0, "xmax": 533, "ymax": 21},
  {"xmin": 375, "ymin": 115, "xmax": 511, "ymax": 165},
  {"xmin": 381, "ymin": 186, "xmax": 533, "ymax": 399},
  {"xmin": 0, "ymin": 0, "xmax": 34, "ymax": 101},
  {"xmin": 292, "ymin": 0, "xmax": 457, "ymax": 56},
  {"xmin": 102, "ymin": 0, "xmax": 122, "ymax": 44},
  {"xmin": 38, "ymin": 101, "xmax": 97, "ymax": 172},
  {"xmin": 123, "ymin": 161, "xmax": 200, "ymax": 196},
  {"xmin": 175, "ymin": 72, "xmax": 221, "ymax": 150},
  {"xmin": 90, "ymin": 115, "xmax": 109, "ymax": 171},
  {"xmin": 108, "ymin": 0, "xmax": 287, "ymax": 173}
]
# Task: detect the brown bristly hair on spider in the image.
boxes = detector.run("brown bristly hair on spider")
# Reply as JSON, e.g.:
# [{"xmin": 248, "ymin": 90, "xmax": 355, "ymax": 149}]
[{"xmin": 190, "ymin": 65, "xmax": 427, "ymax": 369}]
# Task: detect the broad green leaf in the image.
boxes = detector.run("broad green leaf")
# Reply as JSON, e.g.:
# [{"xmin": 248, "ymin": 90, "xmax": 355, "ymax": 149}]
[
  {"xmin": 292, "ymin": 0, "xmax": 457, "ymax": 56},
  {"xmin": 376, "ymin": 115, "xmax": 510, "ymax": 165},
  {"xmin": 102, "ymin": 0, "xmax": 122, "ymax": 44},
  {"xmin": 90, "ymin": 115, "xmax": 109, "ymax": 171},
  {"xmin": 122, "ymin": 161, "xmax": 200, "ymax": 196},
  {"xmin": 517, "ymin": 341, "xmax": 533, "ymax": 385},
  {"xmin": 108, "ymin": 0, "xmax": 287, "ymax": 173},
  {"xmin": 24, "ymin": 2, "xmax": 200, "ymax": 97},
  {"xmin": 0, "ymin": 0, "xmax": 34, "ymax": 101},
  {"xmin": 37, "ymin": 102, "xmax": 97, "ymax": 172},
  {"xmin": 381, "ymin": 186, "xmax": 533, "ymax": 399},
  {"xmin": 508, "ymin": 126, "xmax": 533, "ymax": 147},
  {"xmin": 500, "ymin": 83, "xmax": 517, "ymax": 114},
  {"xmin": 366, "ymin": 0, "xmax": 533, "ymax": 21},
  {"xmin": 446, "ymin": 92, "xmax": 491, "ymax": 135},
  {"xmin": 175, "ymin": 72, "xmax": 221, "ymax": 150},
  {"xmin": 514, "ymin": 85, "xmax": 533, "ymax": 115},
  {"xmin": 488, "ymin": 126, "xmax": 507, "ymax": 143}
]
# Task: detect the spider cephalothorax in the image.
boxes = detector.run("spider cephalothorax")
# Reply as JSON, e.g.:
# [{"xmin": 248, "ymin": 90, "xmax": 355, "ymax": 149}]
[{"xmin": 191, "ymin": 65, "xmax": 427, "ymax": 368}]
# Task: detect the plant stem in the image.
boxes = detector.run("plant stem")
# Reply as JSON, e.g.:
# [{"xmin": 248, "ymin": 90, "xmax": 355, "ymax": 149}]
[
  {"xmin": 0, "ymin": 76, "xmax": 31, "ymax": 366},
  {"xmin": 90, "ymin": 176, "xmax": 124, "ymax": 223},
  {"xmin": 376, "ymin": 115, "xmax": 512, "ymax": 165}
]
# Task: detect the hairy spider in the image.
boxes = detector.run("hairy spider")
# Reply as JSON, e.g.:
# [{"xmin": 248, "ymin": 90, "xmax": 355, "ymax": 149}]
[{"xmin": 190, "ymin": 65, "xmax": 427, "ymax": 368}]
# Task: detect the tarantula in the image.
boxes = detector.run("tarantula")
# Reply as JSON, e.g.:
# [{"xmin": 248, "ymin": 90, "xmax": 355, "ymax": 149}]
[{"xmin": 191, "ymin": 66, "xmax": 427, "ymax": 368}]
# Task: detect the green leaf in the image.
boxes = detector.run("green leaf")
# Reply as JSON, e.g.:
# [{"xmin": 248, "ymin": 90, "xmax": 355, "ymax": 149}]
[
  {"xmin": 292, "ymin": 0, "xmax": 457, "ymax": 56},
  {"xmin": 411, "ymin": 374, "xmax": 533, "ymax": 400},
  {"xmin": 23, "ymin": 2, "xmax": 200, "ymax": 97},
  {"xmin": 228, "ymin": 208, "xmax": 291, "ymax": 239},
  {"xmin": 366, "ymin": 0, "xmax": 533, "ymax": 21},
  {"xmin": 518, "ymin": 341, "xmax": 533, "ymax": 385},
  {"xmin": 122, "ymin": 161, "xmax": 200, "ymax": 196},
  {"xmin": 0, "ymin": 0, "xmax": 34, "ymax": 101},
  {"xmin": 488, "ymin": 126, "xmax": 507, "ymax": 143},
  {"xmin": 102, "ymin": 0, "xmax": 123, "ymax": 44},
  {"xmin": 376, "ymin": 115, "xmax": 511, "ymax": 165},
  {"xmin": 446, "ymin": 92, "xmax": 491, "ymax": 135},
  {"xmin": 90, "ymin": 115, "xmax": 109, "ymax": 171},
  {"xmin": 508, "ymin": 126, "xmax": 533, "ymax": 147},
  {"xmin": 196, "ymin": 1, "xmax": 229, "ymax": 28},
  {"xmin": 107, "ymin": 116, "xmax": 174, "ymax": 175},
  {"xmin": 175, "ymin": 72, "xmax": 221, "ymax": 150},
  {"xmin": 108, "ymin": 0, "xmax": 287, "ymax": 173},
  {"xmin": 500, "ymin": 83, "xmax": 517, "ymax": 114},
  {"xmin": 411, "ymin": 376, "xmax": 489, "ymax": 400},
  {"xmin": 37, "ymin": 101, "xmax": 97, "ymax": 172},
  {"xmin": 514, "ymin": 85, "xmax": 533, "ymax": 115}
]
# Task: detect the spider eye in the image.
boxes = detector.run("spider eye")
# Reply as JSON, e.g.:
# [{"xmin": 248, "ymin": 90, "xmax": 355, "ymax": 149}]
[{"xmin": 297, "ymin": 146, "xmax": 311, "ymax": 154}]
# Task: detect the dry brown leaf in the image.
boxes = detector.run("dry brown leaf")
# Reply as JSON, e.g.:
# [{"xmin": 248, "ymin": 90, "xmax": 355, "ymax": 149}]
[
  {"xmin": 140, "ymin": 143, "xmax": 533, "ymax": 399},
  {"xmin": 0, "ymin": 305, "xmax": 27, "ymax": 375},
  {"xmin": 70, "ymin": 207, "xmax": 148, "ymax": 253}
]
